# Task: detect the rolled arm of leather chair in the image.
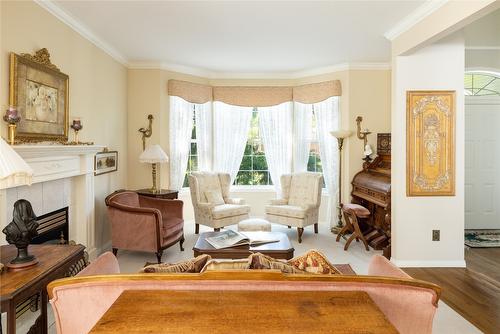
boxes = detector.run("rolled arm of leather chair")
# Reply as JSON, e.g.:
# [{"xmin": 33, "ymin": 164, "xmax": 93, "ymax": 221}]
[{"xmin": 139, "ymin": 196, "xmax": 184, "ymax": 220}]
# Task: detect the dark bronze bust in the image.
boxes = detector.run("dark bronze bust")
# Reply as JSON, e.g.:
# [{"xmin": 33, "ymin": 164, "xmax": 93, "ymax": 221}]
[{"xmin": 2, "ymin": 199, "xmax": 39, "ymax": 266}]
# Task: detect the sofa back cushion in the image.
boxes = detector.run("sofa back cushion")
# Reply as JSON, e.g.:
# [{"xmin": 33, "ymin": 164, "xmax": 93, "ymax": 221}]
[{"xmin": 191, "ymin": 172, "xmax": 223, "ymax": 203}]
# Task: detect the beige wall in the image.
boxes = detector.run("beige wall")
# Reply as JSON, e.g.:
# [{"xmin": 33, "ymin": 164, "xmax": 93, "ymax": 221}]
[
  {"xmin": 127, "ymin": 68, "xmax": 391, "ymax": 226},
  {"xmin": 1, "ymin": 1, "xmax": 128, "ymax": 251},
  {"xmin": 465, "ymin": 49, "xmax": 500, "ymax": 71}
]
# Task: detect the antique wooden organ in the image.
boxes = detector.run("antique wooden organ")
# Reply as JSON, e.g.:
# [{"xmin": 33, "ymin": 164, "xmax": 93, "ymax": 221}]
[{"xmin": 351, "ymin": 133, "xmax": 391, "ymax": 258}]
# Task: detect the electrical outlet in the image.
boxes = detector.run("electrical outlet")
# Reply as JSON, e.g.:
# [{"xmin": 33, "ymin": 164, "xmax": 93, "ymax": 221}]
[{"xmin": 432, "ymin": 230, "xmax": 440, "ymax": 241}]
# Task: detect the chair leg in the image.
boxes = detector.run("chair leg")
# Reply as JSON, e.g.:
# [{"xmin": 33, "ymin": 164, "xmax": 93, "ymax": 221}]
[
  {"xmin": 344, "ymin": 234, "xmax": 356, "ymax": 251},
  {"xmin": 352, "ymin": 219, "xmax": 370, "ymax": 251},
  {"xmin": 179, "ymin": 235, "xmax": 185, "ymax": 251},
  {"xmin": 155, "ymin": 250, "xmax": 163, "ymax": 264},
  {"xmin": 214, "ymin": 228, "xmax": 220, "ymax": 232},
  {"xmin": 336, "ymin": 223, "xmax": 351, "ymax": 242},
  {"xmin": 314, "ymin": 223, "xmax": 318, "ymax": 234},
  {"xmin": 297, "ymin": 228, "xmax": 304, "ymax": 243},
  {"xmin": 112, "ymin": 248, "xmax": 118, "ymax": 256},
  {"xmin": 195, "ymin": 223, "xmax": 199, "ymax": 234}
]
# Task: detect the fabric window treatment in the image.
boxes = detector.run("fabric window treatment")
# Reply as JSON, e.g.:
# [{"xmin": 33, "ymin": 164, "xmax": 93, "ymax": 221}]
[
  {"xmin": 258, "ymin": 102, "xmax": 293, "ymax": 193},
  {"xmin": 168, "ymin": 79, "xmax": 341, "ymax": 107},
  {"xmin": 168, "ymin": 80, "xmax": 212, "ymax": 104},
  {"xmin": 212, "ymin": 102, "xmax": 253, "ymax": 182},
  {"xmin": 195, "ymin": 102, "xmax": 213, "ymax": 172},
  {"xmin": 169, "ymin": 96, "xmax": 194, "ymax": 190},
  {"xmin": 292, "ymin": 102, "xmax": 313, "ymax": 173},
  {"xmin": 314, "ymin": 97, "xmax": 340, "ymax": 225}
]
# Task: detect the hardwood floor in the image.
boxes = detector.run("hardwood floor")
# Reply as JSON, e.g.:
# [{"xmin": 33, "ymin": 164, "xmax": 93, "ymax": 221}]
[{"xmin": 404, "ymin": 248, "xmax": 500, "ymax": 334}]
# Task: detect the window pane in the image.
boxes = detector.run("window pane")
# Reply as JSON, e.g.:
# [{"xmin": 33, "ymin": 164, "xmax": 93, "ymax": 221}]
[
  {"xmin": 235, "ymin": 171, "xmax": 253, "ymax": 185},
  {"xmin": 253, "ymin": 171, "xmax": 269, "ymax": 185},
  {"xmin": 182, "ymin": 174, "xmax": 189, "ymax": 188},
  {"xmin": 253, "ymin": 155, "xmax": 268, "ymax": 170},
  {"xmin": 244, "ymin": 144, "xmax": 252, "ymax": 155},
  {"xmin": 240, "ymin": 156, "xmax": 252, "ymax": 170},
  {"xmin": 190, "ymin": 155, "xmax": 198, "ymax": 171},
  {"xmin": 190, "ymin": 142, "xmax": 197, "ymax": 155}
]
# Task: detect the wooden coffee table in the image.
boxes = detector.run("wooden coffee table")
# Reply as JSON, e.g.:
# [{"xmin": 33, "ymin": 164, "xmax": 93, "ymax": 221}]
[{"xmin": 193, "ymin": 231, "xmax": 294, "ymax": 259}]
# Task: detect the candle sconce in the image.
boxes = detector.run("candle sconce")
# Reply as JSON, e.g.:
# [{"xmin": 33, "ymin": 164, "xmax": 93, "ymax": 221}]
[
  {"xmin": 138, "ymin": 114, "xmax": 154, "ymax": 151},
  {"xmin": 356, "ymin": 116, "xmax": 373, "ymax": 167}
]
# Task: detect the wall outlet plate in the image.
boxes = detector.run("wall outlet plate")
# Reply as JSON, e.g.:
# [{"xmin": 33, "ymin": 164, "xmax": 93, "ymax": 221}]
[{"xmin": 432, "ymin": 230, "xmax": 440, "ymax": 241}]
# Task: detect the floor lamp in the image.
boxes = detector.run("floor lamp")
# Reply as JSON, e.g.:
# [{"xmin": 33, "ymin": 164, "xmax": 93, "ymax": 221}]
[{"xmin": 330, "ymin": 130, "xmax": 353, "ymax": 234}]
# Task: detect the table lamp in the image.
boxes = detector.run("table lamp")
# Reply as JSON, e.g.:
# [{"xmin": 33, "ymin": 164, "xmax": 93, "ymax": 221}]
[
  {"xmin": 139, "ymin": 145, "xmax": 169, "ymax": 194},
  {"xmin": 330, "ymin": 129, "xmax": 353, "ymax": 233}
]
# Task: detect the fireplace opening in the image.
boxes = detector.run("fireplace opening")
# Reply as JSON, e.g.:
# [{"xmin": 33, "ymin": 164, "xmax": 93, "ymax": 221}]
[{"xmin": 31, "ymin": 207, "xmax": 69, "ymax": 244}]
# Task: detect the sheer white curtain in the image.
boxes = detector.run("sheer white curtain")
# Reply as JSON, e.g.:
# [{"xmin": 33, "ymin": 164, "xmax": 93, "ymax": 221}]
[
  {"xmin": 169, "ymin": 96, "xmax": 194, "ymax": 190},
  {"xmin": 195, "ymin": 102, "xmax": 212, "ymax": 172},
  {"xmin": 315, "ymin": 97, "xmax": 340, "ymax": 224},
  {"xmin": 293, "ymin": 102, "xmax": 313, "ymax": 172},
  {"xmin": 213, "ymin": 102, "xmax": 253, "ymax": 182},
  {"xmin": 258, "ymin": 102, "xmax": 293, "ymax": 192}
]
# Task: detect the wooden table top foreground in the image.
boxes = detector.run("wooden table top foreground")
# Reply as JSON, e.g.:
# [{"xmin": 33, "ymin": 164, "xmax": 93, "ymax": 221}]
[{"xmin": 89, "ymin": 290, "xmax": 398, "ymax": 334}]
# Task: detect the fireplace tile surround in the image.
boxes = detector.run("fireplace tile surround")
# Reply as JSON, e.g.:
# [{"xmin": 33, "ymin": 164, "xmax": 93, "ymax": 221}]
[{"xmin": 0, "ymin": 145, "xmax": 104, "ymax": 259}]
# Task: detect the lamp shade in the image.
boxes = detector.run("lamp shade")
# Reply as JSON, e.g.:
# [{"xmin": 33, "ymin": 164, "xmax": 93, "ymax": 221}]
[
  {"xmin": 330, "ymin": 129, "xmax": 353, "ymax": 139},
  {"xmin": 139, "ymin": 144, "xmax": 169, "ymax": 163},
  {"xmin": 0, "ymin": 138, "xmax": 33, "ymax": 189}
]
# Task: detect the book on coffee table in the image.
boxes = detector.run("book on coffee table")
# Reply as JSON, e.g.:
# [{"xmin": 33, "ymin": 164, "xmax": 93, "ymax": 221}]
[{"xmin": 205, "ymin": 230, "xmax": 279, "ymax": 249}]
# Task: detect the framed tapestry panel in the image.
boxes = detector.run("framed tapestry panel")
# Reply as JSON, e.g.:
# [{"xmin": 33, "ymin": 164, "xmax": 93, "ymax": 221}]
[
  {"xmin": 9, "ymin": 49, "xmax": 69, "ymax": 142},
  {"xmin": 406, "ymin": 90, "xmax": 455, "ymax": 196}
]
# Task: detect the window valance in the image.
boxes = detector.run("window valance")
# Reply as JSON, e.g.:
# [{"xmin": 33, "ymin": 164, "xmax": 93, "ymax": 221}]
[
  {"xmin": 168, "ymin": 79, "xmax": 342, "ymax": 107},
  {"xmin": 168, "ymin": 80, "xmax": 213, "ymax": 104},
  {"xmin": 213, "ymin": 86, "xmax": 293, "ymax": 107},
  {"xmin": 293, "ymin": 81, "xmax": 342, "ymax": 104}
]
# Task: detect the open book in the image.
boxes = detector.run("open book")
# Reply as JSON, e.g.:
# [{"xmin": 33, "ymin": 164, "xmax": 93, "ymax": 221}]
[{"xmin": 205, "ymin": 230, "xmax": 279, "ymax": 249}]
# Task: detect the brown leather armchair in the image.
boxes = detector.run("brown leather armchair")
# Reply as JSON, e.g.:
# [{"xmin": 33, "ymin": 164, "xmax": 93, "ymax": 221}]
[{"xmin": 105, "ymin": 191, "xmax": 184, "ymax": 263}]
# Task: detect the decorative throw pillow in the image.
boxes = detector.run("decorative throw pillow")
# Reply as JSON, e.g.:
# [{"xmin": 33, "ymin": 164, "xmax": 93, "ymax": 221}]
[
  {"xmin": 204, "ymin": 190, "xmax": 225, "ymax": 205},
  {"xmin": 201, "ymin": 258, "xmax": 251, "ymax": 272},
  {"xmin": 287, "ymin": 250, "xmax": 341, "ymax": 275},
  {"xmin": 249, "ymin": 253, "xmax": 306, "ymax": 274},
  {"xmin": 141, "ymin": 254, "xmax": 212, "ymax": 273}
]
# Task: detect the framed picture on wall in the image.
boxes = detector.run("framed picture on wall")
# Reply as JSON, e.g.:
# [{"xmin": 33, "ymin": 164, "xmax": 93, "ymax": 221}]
[
  {"xmin": 95, "ymin": 150, "xmax": 118, "ymax": 176},
  {"xmin": 406, "ymin": 90, "xmax": 456, "ymax": 196},
  {"xmin": 9, "ymin": 48, "xmax": 69, "ymax": 143}
]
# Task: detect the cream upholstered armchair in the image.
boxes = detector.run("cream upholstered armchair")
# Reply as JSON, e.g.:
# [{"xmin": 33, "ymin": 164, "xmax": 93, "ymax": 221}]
[
  {"xmin": 265, "ymin": 172, "xmax": 323, "ymax": 243},
  {"xmin": 188, "ymin": 172, "xmax": 250, "ymax": 233}
]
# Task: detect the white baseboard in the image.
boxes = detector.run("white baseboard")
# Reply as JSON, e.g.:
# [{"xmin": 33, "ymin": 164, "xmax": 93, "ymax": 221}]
[{"xmin": 391, "ymin": 259, "xmax": 466, "ymax": 268}]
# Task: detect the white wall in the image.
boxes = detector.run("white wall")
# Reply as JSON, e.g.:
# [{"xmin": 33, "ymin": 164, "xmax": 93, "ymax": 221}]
[
  {"xmin": 465, "ymin": 49, "xmax": 500, "ymax": 71},
  {"xmin": 391, "ymin": 33, "xmax": 466, "ymax": 267}
]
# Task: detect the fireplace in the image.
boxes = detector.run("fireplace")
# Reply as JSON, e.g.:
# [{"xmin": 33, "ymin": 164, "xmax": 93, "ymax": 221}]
[{"xmin": 31, "ymin": 207, "xmax": 69, "ymax": 244}]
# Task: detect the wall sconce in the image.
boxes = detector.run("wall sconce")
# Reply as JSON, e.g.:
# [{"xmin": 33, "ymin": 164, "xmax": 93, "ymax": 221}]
[
  {"xmin": 355, "ymin": 116, "xmax": 371, "ymax": 147},
  {"xmin": 138, "ymin": 114, "xmax": 153, "ymax": 151}
]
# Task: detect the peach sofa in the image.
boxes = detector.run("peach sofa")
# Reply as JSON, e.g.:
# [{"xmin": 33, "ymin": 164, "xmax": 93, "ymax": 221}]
[{"xmin": 48, "ymin": 254, "xmax": 441, "ymax": 334}]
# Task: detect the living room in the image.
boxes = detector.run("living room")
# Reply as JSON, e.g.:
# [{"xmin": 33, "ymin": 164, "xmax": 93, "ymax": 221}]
[{"xmin": 0, "ymin": 1, "xmax": 499, "ymax": 333}]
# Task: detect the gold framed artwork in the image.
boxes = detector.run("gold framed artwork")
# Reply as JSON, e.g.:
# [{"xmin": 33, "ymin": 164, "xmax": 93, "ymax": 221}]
[
  {"xmin": 95, "ymin": 150, "xmax": 118, "ymax": 176},
  {"xmin": 9, "ymin": 48, "xmax": 69, "ymax": 142},
  {"xmin": 406, "ymin": 90, "xmax": 455, "ymax": 196}
]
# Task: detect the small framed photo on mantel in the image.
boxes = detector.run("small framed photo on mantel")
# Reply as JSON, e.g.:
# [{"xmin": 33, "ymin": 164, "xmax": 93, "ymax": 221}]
[{"xmin": 94, "ymin": 150, "xmax": 118, "ymax": 176}]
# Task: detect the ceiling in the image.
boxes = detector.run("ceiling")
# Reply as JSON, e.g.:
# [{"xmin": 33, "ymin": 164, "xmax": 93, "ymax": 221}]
[{"xmin": 51, "ymin": 0, "xmax": 426, "ymax": 74}]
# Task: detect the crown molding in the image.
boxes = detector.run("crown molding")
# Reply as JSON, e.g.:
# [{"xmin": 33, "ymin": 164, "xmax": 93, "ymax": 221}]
[
  {"xmin": 128, "ymin": 61, "xmax": 391, "ymax": 79},
  {"xmin": 384, "ymin": 0, "xmax": 449, "ymax": 41},
  {"xmin": 34, "ymin": 0, "xmax": 128, "ymax": 65}
]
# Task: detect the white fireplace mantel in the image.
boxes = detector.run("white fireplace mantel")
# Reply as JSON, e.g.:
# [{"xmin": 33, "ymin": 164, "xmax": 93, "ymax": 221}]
[{"xmin": 1, "ymin": 144, "xmax": 105, "ymax": 259}]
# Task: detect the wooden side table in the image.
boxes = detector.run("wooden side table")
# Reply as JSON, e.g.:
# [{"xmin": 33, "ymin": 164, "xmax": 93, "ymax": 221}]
[
  {"xmin": 0, "ymin": 244, "xmax": 85, "ymax": 334},
  {"xmin": 135, "ymin": 189, "xmax": 179, "ymax": 199}
]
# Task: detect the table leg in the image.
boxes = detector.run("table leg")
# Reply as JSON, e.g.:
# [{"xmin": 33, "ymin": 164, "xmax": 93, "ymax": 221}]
[
  {"xmin": 7, "ymin": 302, "xmax": 15, "ymax": 334},
  {"xmin": 41, "ymin": 290, "xmax": 48, "ymax": 334}
]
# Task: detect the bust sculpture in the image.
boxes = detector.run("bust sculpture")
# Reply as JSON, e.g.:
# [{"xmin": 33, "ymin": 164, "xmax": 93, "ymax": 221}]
[{"xmin": 2, "ymin": 199, "xmax": 39, "ymax": 267}]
